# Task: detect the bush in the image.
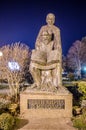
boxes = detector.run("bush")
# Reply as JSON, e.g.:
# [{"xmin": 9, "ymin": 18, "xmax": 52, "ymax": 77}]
[
  {"xmin": 8, "ymin": 103, "xmax": 19, "ymax": 116},
  {"xmin": 72, "ymin": 108, "xmax": 86, "ymax": 129},
  {"xmin": 78, "ymin": 81, "xmax": 86, "ymax": 100},
  {"xmin": 73, "ymin": 106, "xmax": 82, "ymax": 116},
  {"xmin": 0, "ymin": 113, "xmax": 15, "ymax": 130},
  {"xmin": 73, "ymin": 81, "xmax": 86, "ymax": 103},
  {"xmin": 0, "ymin": 98, "xmax": 11, "ymax": 114},
  {"xmin": 73, "ymin": 116, "xmax": 86, "ymax": 129},
  {"xmin": 0, "ymin": 96, "xmax": 20, "ymax": 115}
]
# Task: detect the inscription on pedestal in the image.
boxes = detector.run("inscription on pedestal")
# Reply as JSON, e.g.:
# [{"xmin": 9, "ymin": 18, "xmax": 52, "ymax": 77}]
[{"xmin": 28, "ymin": 99, "xmax": 65, "ymax": 109}]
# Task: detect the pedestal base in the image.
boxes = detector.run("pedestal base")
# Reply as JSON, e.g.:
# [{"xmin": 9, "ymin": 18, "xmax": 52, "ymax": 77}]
[{"xmin": 20, "ymin": 90, "xmax": 72, "ymax": 118}]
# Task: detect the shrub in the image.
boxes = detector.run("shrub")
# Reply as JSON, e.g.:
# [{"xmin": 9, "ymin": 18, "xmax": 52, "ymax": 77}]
[
  {"xmin": 0, "ymin": 113, "xmax": 15, "ymax": 130},
  {"xmin": 0, "ymin": 98, "xmax": 11, "ymax": 114},
  {"xmin": 78, "ymin": 81, "xmax": 86, "ymax": 100},
  {"xmin": 73, "ymin": 81, "xmax": 86, "ymax": 102},
  {"xmin": 73, "ymin": 116, "xmax": 86, "ymax": 129},
  {"xmin": 73, "ymin": 106, "xmax": 82, "ymax": 116},
  {"xmin": 8, "ymin": 103, "xmax": 19, "ymax": 116},
  {"xmin": 0, "ymin": 97, "xmax": 20, "ymax": 115},
  {"xmin": 72, "ymin": 108, "xmax": 86, "ymax": 129}
]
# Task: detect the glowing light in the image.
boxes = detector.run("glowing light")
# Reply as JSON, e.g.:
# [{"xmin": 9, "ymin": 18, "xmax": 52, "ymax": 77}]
[
  {"xmin": 8, "ymin": 61, "xmax": 20, "ymax": 71},
  {"xmin": 0, "ymin": 51, "xmax": 3, "ymax": 57},
  {"xmin": 83, "ymin": 66, "xmax": 86, "ymax": 71}
]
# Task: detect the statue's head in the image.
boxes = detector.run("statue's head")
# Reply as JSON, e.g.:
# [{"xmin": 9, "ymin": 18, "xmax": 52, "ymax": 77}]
[{"xmin": 46, "ymin": 13, "xmax": 55, "ymax": 25}]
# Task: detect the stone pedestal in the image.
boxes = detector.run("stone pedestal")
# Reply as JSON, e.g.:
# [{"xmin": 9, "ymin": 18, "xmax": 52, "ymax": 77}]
[{"xmin": 20, "ymin": 90, "xmax": 72, "ymax": 118}]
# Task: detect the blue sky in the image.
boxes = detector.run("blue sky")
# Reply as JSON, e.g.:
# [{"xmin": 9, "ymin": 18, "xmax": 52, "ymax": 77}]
[{"xmin": 0, "ymin": 0, "xmax": 86, "ymax": 55}]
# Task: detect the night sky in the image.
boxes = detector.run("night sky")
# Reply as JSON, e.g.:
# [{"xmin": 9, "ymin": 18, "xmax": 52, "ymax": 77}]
[{"xmin": 0, "ymin": 0, "xmax": 86, "ymax": 55}]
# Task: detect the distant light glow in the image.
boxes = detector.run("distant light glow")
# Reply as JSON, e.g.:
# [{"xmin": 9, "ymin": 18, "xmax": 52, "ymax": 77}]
[
  {"xmin": 83, "ymin": 66, "xmax": 86, "ymax": 71},
  {"xmin": 0, "ymin": 51, "xmax": 3, "ymax": 57},
  {"xmin": 8, "ymin": 61, "xmax": 20, "ymax": 71}
]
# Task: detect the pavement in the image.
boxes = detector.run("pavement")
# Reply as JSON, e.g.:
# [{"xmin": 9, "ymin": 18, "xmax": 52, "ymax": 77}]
[{"xmin": 18, "ymin": 117, "xmax": 78, "ymax": 130}]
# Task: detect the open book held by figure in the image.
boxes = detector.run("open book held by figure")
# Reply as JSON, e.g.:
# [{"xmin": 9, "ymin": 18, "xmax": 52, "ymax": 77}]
[{"xmin": 31, "ymin": 49, "xmax": 59, "ymax": 65}]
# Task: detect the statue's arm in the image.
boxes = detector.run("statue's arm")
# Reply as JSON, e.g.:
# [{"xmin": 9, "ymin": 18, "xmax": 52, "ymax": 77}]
[
  {"xmin": 35, "ymin": 26, "xmax": 44, "ymax": 50},
  {"xmin": 54, "ymin": 28, "xmax": 62, "ymax": 49},
  {"xmin": 53, "ymin": 27, "xmax": 62, "ymax": 61}
]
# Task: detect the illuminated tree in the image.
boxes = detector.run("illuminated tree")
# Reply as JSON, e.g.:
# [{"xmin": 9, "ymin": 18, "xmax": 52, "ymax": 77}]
[
  {"xmin": 0, "ymin": 42, "xmax": 31, "ymax": 100},
  {"xmin": 67, "ymin": 40, "xmax": 86, "ymax": 78}
]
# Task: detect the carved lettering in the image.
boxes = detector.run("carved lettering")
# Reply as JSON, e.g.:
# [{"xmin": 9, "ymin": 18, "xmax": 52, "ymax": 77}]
[{"xmin": 28, "ymin": 99, "xmax": 65, "ymax": 109}]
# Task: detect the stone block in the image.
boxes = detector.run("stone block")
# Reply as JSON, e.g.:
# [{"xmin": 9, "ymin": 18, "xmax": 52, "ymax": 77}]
[{"xmin": 20, "ymin": 90, "xmax": 72, "ymax": 118}]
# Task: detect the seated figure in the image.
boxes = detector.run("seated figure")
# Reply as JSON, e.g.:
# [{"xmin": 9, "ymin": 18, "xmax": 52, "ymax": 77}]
[{"xmin": 29, "ymin": 13, "xmax": 62, "ymax": 92}]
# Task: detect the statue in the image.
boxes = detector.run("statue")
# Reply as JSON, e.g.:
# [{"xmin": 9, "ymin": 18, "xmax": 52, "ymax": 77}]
[{"xmin": 29, "ymin": 13, "xmax": 62, "ymax": 92}]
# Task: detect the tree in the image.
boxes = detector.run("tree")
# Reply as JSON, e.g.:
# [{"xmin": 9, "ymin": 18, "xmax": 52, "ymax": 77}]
[
  {"xmin": 0, "ymin": 42, "xmax": 31, "ymax": 100},
  {"xmin": 67, "ymin": 40, "xmax": 86, "ymax": 78},
  {"xmin": 62, "ymin": 55, "xmax": 67, "ymax": 72}
]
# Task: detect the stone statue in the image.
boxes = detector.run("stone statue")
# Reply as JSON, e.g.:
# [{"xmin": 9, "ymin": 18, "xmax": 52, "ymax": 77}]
[{"xmin": 29, "ymin": 13, "xmax": 62, "ymax": 92}]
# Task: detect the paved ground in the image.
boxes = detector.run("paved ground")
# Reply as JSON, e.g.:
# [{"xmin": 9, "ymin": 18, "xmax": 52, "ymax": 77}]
[{"xmin": 18, "ymin": 118, "xmax": 78, "ymax": 130}]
